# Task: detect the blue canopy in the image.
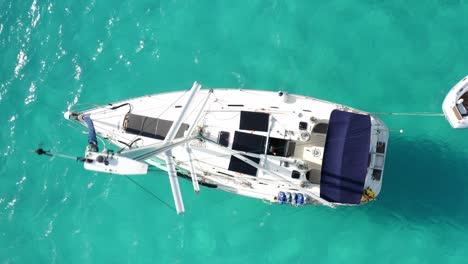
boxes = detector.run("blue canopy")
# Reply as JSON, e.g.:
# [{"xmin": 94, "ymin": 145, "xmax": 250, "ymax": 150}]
[
  {"xmin": 320, "ymin": 110, "xmax": 371, "ymax": 204},
  {"xmin": 83, "ymin": 116, "xmax": 97, "ymax": 145}
]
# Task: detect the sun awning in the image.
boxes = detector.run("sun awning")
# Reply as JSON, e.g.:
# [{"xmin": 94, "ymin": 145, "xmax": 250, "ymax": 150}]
[{"xmin": 320, "ymin": 110, "xmax": 371, "ymax": 204}]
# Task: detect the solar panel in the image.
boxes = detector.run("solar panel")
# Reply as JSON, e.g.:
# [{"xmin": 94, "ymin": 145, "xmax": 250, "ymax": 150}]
[
  {"xmin": 227, "ymin": 131, "xmax": 267, "ymax": 176},
  {"xmin": 123, "ymin": 113, "xmax": 189, "ymax": 140},
  {"xmin": 239, "ymin": 111, "xmax": 269, "ymax": 132},
  {"xmin": 231, "ymin": 131, "xmax": 266, "ymax": 154}
]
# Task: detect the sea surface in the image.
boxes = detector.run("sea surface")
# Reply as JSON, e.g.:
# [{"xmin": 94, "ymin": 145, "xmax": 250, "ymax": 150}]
[{"xmin": 1, "ymin": 0, "xmax": 468, "ymax": 263}]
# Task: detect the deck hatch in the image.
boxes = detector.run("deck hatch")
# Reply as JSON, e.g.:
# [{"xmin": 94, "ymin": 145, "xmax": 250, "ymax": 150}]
[
  {"xmin": 217, "ymin": 131, "xmax": 230, "ymax": 147},
  {"xmin": 267, "ymin": 137, "xmax": 295, "ymax": 157},
  {"xmin": 123, "ymin": 113, "xmax": 189, "ymax": 140}
]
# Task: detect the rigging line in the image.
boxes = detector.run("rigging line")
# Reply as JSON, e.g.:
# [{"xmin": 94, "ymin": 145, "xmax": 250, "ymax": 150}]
[
  {"xmin": 372, "ymin": 112, "xmax": 444, "ymax": 116},
  {"xmin": 181, "ymin": 94, "xmax": 207, "ymax": 124},
  {"xmin": 69, "ymin": 102, "xmax": 102, "ymax": 112},
  {"xmin": 76, "ymin": 89, "xmax": 189, "ymax": 123},
  {"xmin": 84, "ymin": 111, "xmax": 132, "ymax": 121},
  {"xmin": 79, "ymin": 121, "xmax": 386, "ymax": 164},
  {"xmin": 175, "ymin": 130, "xmax": 385, "ymax": 165},
  {"xmin": 196, "ymin": 136, "xmax": 326, "ymax": 195},
  {"xmin": 152, "ymin": 90, "xmax": 189, "ymax": 118},
  {"xmin": 70, "ymin": 104, "xmax": 120, "ymax": 117},
  {"xmin": 66, "ymin": 122, "xmax": 110, "ymax": 150},
  {"xmin": 85, "ymin": 121, "xmax": 384, "ymax": 168},
  {"xmin": 124, "ymin": 176, "xmax": 176, "ymax": 212},
  {"xmin": 84, "ymin": 104, "xmax": 132, "ymax": 117},
  {"xmin": 209, "ymin": 112, "xmax": 241, "ymax": 121},
  {"xmin": 123, "ymin": 90, "xmax": 191, "ymax": 147},
  {"xmin": 187, "ymin": 158, "xmax": 290, "ymax": 185},
  {"xmin": 179, "ymin": 160, "xmax": 294, "ymax": 199}
]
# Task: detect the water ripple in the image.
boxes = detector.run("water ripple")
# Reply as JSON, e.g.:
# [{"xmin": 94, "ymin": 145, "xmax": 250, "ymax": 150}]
[
  {"xmin": 14, "ymin": 50, "xmax": 28, "ymax": 78},
  {"xmin": 24, "ymin": 81, "xmax": 36, "ymax": 105},
  {"xmin": 4, "ymin": 198, "xmax": 16, "ymax": 210},
  {"xmin": 56, "ymin": 24, "xmax": 66, "ymax": 60},
  {"xmin": 15, "ymin": 175, "xmax": 26, "ymax": 187},
  {"xmin": 0, "ymin": 80, "xmax": 11, "ymax": 103},
  {"xmin": 231, "ymin": 72, "xmax": 245, "ymax": 87},
  {"xmin": 29, "ymin": 0, "xmax": 41, "ymax": 28},
  {"xmin": 4, "ymin": 197, "xmax": 17, "ymax": 220},
  {"xmin": 84, "ymin": 0, "xmax": 96, "ymax": 14},
  {"xmin": 3, "ymin": 115, "xmax": 17, "ymax": 156},
  {"xmin": 44, "ymin": 218, "xmax": 54, "ymax": 237},
  {"xmin": 92, "ymin": 41, "xmax": 103, "ymax": 61},
  {"xmin": 66, "ymin": 84, "xmax": 82, "ymax": 111},
  {"xmin": 106, "ymin": 17, "xmax": 116, "ymax": 37},
  {"xmin": 135, "ymin": 40, "xmax": 144, "ymax": 53},
  {"xmin": 72, "ymin": 57, "xmax": 82, "ymax": 81}
]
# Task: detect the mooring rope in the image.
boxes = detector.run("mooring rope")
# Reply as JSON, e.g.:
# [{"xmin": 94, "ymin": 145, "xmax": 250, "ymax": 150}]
[{"xmin": 372, "ymin": 112, "xmax": 444, "ymax": 117}]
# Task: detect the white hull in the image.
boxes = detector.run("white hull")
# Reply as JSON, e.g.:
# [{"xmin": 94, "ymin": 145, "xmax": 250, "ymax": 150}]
[
  {"xmin": 69, "ymin": 87, "xmax": 389, "ymax": 208},
  {"xmin": 442, "ymin": 76, "xmax": 468, "ymax": 129}
]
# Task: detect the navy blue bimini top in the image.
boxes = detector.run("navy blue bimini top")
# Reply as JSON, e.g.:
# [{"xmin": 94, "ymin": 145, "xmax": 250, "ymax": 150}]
[{"xmin": 320, "ymin": 110, "xmax": 371, "ymax": 204}]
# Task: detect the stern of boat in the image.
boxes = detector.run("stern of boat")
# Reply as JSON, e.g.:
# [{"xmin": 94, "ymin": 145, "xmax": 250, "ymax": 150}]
[{"xmin": 362, "ymin": 115, "xmax": 389, "ymax": 203}]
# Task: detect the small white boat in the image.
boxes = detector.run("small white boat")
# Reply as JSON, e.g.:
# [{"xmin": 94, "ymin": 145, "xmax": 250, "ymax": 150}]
[
  {"xmin": 62, "ymin": 82, "xmax": 389, "ymax": 213},
  {"xmin": 442, "ymin": 75, "xmax": 468, "ymax": 129}
]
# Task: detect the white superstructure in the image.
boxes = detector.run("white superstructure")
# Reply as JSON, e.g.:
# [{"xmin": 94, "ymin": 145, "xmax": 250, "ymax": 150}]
[{"xmin": 66, "ymin": 82, "xmax": 389, "ymax": 213}]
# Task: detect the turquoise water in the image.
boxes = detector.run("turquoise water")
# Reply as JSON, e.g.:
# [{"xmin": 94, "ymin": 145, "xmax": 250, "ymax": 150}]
[{"xmin": 1, "ymin": 0, "xmax": 468, "ymax": 262}]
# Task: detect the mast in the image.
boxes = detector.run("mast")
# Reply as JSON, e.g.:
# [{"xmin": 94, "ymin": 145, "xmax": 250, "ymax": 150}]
[
  {"xmin": 164, "ymin": 150, "xmax": 185, "ymax": 213},
  {"xmin": 184, "ymin": 89, "xmax": 213, "ymax": 193},
  {"xmin": 162, "ymin": 81, "xmax": 202, "ymax": 214},
  {"xmin": 120, "ymin": 82, "xmax": 202, "ymax": 214},
  {"xmin": 262, "ymin": 115, "xmax": 273, "ymax": 168}
]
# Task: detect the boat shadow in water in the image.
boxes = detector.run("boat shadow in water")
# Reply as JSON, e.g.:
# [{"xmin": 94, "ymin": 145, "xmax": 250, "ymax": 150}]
[{"xmin": 375, "ymin": 136, "xmax": 468, "ymax": 226}]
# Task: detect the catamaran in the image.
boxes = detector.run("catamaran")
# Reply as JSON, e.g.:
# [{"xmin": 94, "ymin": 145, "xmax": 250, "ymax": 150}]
[{"xmin": 48, "ymin": 82, "xmax": 388, "ymax": 213}]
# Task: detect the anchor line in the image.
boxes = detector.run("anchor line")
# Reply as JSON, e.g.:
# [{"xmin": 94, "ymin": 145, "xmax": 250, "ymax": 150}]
[{"xmin": 372, "ymin": 112, "xmax": 444, "ymax": 117}]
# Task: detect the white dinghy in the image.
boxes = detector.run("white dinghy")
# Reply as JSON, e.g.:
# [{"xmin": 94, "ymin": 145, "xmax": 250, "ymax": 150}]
[
  {"xmin": 61, "ymin": 82, "xmax": 389, "ymax": 213},
  {"xmin": 442, "ymin": 75, "xmax": 468, "ymax": 129}
]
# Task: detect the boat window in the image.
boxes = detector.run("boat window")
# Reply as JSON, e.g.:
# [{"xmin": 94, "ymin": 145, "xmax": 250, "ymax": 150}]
[
  {"xmin": 376, "ymin": 142, "xmax": 386, "ymax": 154},
  {"xmin": 372, "ymin": 169, "xmax": 382, "ymax": 181}
]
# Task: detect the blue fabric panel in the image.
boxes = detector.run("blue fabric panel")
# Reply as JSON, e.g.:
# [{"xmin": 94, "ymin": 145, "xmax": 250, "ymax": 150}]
[
  {"xmin": 320, "ymin": 110, "xmax": 371, "ymax": 204},
  {"xmin": 83, "ymin": 116, "xmax": 97, "ymax": 145}
]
